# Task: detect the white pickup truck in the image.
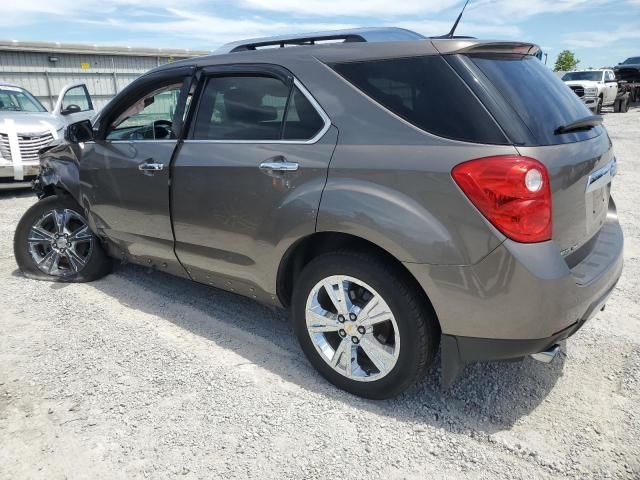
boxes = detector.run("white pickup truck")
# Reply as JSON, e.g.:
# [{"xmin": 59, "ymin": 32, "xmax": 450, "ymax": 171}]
[
  {"xmin": 0, "ymin": 83, "xmax": 95, "ymax": 188},
  {"xmin": 562, "ymin": 69, "xmax": 618, "ymax": 114}
]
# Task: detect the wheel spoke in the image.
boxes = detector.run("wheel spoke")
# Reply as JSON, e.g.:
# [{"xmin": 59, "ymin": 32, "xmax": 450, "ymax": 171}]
[
  {"xmin": 307, "ymin": 309, "xmax": 340, "ymax": 333},
  {"xmin": 66, "ymin": 247, "xmax": 88, "ymax": 272},
  {"xmin": 322, "ymin": 277, "xmax": 351, "ymax": 316},
  {"xmin": 28, "ymin": 226, "xmax": 55, "ymax": 244},
  {"xmin": 53, "ymin": 210, "xmax": 66, "ymax": 234},
  {"xmin": 38, "ymin": 249, "xmax": 60, "ymax": 274},
  {"xmin": 360, "ymin": 336, "xmax": 396, "ymax": 374},
  {"xmin": 331, "ymin": 339, "xmax": 353, "ymax": 374},
  {"xmin": 357, "ymin": 294, "xmax": 392, "ymax": 328},
  {"xmin": 69, "ymin": 225, "xmax": 92, "ymax": 242}
]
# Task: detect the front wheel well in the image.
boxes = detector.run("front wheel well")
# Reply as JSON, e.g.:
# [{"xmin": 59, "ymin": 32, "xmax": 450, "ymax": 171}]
[{"xmin": 276, "ymin": 232, "xmax": 437, "ymax": 317}]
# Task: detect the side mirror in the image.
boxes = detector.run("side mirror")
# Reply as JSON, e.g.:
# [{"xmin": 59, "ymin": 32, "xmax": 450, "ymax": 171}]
[
  {"xmin": 61, "ymin": 104, "xmax": 82, "ymax": 116},
  {"xmin": 65, "ymin": 119, "xmax": 94, "ymax": 143}
]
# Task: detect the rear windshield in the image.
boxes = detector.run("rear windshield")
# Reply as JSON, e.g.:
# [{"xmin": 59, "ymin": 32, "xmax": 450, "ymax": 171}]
[
  {"xmin": 331, "ymin": 56, "xmax": 507, "ymax": 144},
  {"xmin": 467, "ymin": 54, "xmax": 601, "ymax": 145}
]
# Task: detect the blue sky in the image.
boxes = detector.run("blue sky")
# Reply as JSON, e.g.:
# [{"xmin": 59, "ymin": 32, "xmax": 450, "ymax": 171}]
[{"xmin": 2, "ymin": 1, "xmax": 640, "ymax": 68}]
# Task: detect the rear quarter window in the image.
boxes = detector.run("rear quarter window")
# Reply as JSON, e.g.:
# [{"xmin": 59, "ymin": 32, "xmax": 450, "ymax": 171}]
[{"xmin": 331, "ymin": 56, "xmax": 508, "ymax": 144}]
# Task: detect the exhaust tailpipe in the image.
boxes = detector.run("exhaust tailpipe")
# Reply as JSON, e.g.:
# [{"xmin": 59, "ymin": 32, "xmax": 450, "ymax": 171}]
[{"xmin": 531, "ymin": 344, "xmax": 560, "ymax": 364}]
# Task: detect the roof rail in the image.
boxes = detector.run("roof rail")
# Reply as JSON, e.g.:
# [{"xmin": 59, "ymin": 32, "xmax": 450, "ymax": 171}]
[{"xmin": 215, "ymin": 27, "xmax": 426, "ymax": 54}]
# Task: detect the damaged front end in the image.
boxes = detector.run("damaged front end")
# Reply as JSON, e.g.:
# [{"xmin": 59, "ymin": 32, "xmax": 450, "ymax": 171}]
[{"xmin": 33, "ymin": 137, "xmax": 83, "ymax": 202}]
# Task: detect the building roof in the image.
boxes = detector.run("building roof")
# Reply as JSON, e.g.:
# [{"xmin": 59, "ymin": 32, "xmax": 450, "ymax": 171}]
[{"xmin": 0, "ymin": 39, "xmax": 211, "ymax": 58}]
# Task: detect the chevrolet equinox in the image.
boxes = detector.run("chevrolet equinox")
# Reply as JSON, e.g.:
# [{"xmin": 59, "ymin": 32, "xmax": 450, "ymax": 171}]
[{"xmin": 14, "ymin": 28, "xmax": 624, "ymax": 399}]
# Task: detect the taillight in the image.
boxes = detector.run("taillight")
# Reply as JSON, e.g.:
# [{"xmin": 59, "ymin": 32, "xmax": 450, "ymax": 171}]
[{"xmin": 452, "ymin": 155, "xmax": 552, "ymax": 243}]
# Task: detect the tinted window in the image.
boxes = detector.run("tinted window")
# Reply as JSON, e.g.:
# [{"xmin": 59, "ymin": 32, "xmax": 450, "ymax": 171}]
[
  {"xmin": 468, "ymin": 54, "xmax": 601, "ymax": 145},
  {"xmin": 283, "ymin": 87, "xmax": 325, "ymax": 140},
  {"xmin": 106, "ymin": 83, "xmax": 183, "ymax": 141},
  {"xmin": 332, "ymin": 56, "xmax": 507, "ymax": 144},
  {"xmin": 193, "ymin": 76, "xmax": 289, "ymax": 141}
]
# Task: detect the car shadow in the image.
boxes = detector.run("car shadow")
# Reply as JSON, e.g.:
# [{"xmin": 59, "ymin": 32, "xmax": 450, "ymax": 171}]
[{"xmin": 77, "ymin": 263, "xmax": 564, "ymax": 434}]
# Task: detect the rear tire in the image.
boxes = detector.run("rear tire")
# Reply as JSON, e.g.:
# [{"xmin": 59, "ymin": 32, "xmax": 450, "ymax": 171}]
[
  {"xmin": 622, "ymin": 98, "xmax": 630, "ymax": 113},
  {"xmin": 14, "ymin": 195, "xmax": 111, "ymax": 282},
  {"xmin": 614, "ymin": 99, "xmax": 621, "ymax": 113},
  {"xmin": 596, "ymin": 96, "xmax": 603, "ymax": 114},
  {"xmin": 291, "ymin": 251, "xmax": 439, "ymax": 399}
]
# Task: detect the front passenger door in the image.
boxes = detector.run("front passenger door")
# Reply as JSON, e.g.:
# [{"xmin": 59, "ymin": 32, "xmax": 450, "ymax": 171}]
[{"xmin": 80, "ymin": 68, "xmax": 192, "ymax": 277}]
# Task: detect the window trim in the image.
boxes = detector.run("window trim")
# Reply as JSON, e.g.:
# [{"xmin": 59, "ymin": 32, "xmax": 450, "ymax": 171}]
[{"xmin": 185, "ymin": 77, "xmax": 331, "ymax": 145}]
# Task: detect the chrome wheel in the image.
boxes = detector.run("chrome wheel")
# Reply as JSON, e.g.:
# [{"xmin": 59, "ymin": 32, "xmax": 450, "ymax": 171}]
[
  {"xmin": 27, "ymin": 208, "xmax": 93, "ymax": 277},
  {"xmin": 305, "ymin": 275, "xmax": 400, "ymax": 382}
]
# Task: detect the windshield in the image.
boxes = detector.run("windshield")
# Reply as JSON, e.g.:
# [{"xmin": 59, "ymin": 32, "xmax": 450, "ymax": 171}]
[
  {"xmin": 623, "ymin": 57, "xmax": 640, "ymax": 64},
  {"xmin": 0, "ymin": 86, "xmax": 47, "ymax": 112},
  {"xmin": 562, "ymin": 71, "xmax": 603, "ymax": 81}
]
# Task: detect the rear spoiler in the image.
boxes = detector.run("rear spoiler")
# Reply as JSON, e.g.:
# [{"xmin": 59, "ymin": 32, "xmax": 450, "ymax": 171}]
[{"xmin": 431, "ymin": 40, "xmax": 541, "ymax": 57}]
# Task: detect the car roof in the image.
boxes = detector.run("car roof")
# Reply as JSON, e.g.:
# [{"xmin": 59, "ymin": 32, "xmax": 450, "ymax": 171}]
[{"xmin": 156, "ymin": 35, "xmax": 540, "ymax": 74}]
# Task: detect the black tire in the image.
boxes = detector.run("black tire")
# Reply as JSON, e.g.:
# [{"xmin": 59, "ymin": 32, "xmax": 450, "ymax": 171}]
[
  {"xmin": 14, "ymin": 195, "xmax": 111, "ymax": 282},
  {"xmin": 596, "ymin": 96, "xmax": 603, "ymax": 114},
  {"xmin": 291, "ymin": 251, "xmax": 440, "ymax": 399},
  {"xmin": 622, "ymin": 98, "xmax": 630, "ymax": 113},
  {"xmin": 613, "ymin": 99, "xmax": 621, "ymax": 113}
]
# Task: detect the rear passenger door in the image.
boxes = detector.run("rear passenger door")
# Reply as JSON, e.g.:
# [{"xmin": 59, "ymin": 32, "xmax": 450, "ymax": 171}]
[{"xmin": 171, "ymin": 65, "xmax": 337, "ymax": 299}]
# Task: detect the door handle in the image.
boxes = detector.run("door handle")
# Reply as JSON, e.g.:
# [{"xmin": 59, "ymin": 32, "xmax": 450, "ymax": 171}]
[
  {"xmin": 259, "ymin": 159, "xmax": 299, "ymax": 172},
  {"xmin": 138, "ymin": 162, "xmax": 164, "ymax": 172}
]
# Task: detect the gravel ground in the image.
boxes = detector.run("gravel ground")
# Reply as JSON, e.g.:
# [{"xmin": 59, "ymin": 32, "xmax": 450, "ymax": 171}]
[{"xmin": 1, "ymin": 106, "xmax": 639, "ymax": 480}]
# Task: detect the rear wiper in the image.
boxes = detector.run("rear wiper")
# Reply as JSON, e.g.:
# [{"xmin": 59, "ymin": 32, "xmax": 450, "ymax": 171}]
[{"xmin": 554, "ymin": 115, "xmax": 603, "ymax": 135}]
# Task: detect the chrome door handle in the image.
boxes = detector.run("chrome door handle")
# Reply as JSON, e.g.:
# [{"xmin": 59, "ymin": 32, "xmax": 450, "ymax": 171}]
[
  {"xmin": 259, "ymin": 160, "xmax": 299, "ymax": 172},
  {"xmin": 138, "ymin": 163, "xmax": 164, "ymax": 172}
]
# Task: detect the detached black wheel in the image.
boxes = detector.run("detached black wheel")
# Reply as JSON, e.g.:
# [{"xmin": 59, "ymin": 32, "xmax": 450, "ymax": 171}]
[
  {"xmin": 14, "ymin": 195, "xmax": 110, "ymax": 282},
  {"xmin": 291, "ymin": 251, "xmax": 439, "ymax": 399},
  {"xmin": 614, "ymin": 99, "xmax": 621, "ymax": 113}
]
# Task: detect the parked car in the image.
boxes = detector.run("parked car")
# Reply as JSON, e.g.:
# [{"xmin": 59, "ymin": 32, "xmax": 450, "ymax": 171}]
[
  {"xmin": 562, "ymin": 69, "xmax": 619, "ymax": 113},
  {"xmin": 613, "ymin": 56, "xmax": 640, "ymax": 81},
  {"xmin": 613, "ymin": 56, "xmax": 640, "ymax": 102},
  {"xmin": 15, "ymin": 28, "xmax": 624, "ymax": 399},
  {"xmin": 0, "ymin": 83, "xmax": 94, "ymax": 187}
]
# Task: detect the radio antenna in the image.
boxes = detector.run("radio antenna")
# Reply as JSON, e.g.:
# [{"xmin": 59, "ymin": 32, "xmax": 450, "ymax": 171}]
[{"xmin": 444, "ymin": 0, "xmax": 471, "ymax": 39}]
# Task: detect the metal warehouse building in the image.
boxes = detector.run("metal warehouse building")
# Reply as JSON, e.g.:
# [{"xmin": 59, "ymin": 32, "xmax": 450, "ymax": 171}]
[{"xmin": 0, "ymin": 40, "xmax": 209, "ymax": 111}]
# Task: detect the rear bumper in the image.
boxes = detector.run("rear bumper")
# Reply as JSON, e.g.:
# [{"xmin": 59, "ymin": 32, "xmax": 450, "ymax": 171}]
[{"xmin": 405, "ymin": 198, "xmax": 624, "ymax": 384}]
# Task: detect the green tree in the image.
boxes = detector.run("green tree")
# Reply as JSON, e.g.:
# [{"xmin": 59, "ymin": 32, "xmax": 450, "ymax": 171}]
[{"xmin": 554, "ymin": 50, "xmax": 580, "ymax": 72}]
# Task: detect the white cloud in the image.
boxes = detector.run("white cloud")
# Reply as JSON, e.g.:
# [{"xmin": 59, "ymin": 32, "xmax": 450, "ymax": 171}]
[
  {"xmin": 89, "ymin": 8, "xmax": 356, "ymax": 47},
  {"xmin": 563, "ymin": 25, "xmax": 640, "ymax": 48},
  {"xmin": 397, "ymin": 20, "xmax": 523, "ymax": 38},
  {"xmin": 240, "ymin": 0, "xmax": 460, "ymax": 16}
]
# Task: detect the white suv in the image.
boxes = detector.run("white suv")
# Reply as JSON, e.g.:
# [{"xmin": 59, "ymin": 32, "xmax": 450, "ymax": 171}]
[{"xmin": 562, "ymin": 69, "xmax": 618, "ymax": 113}]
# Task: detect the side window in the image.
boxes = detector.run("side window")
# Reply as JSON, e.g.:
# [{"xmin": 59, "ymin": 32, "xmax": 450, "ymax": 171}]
[
  {"xmin": 62, "ymin": 85, "xmax": 92, "ymax": 112},
  {"xmin": 106, "ymin": 83, "xmax": 183, "ymax": 141},
  {"xmin": 193, "ymin": 75, "xmax": 289, "ymax": 141},
  {"xmin": 607, "ymin": 71, "xmax": 616, "ymax": 81},
  {"xmin": 192, "ymin": 75, "xmax": 326, "ymax": 142},
  {"xmin": 283, "ymin": 87, "xmax": 325, "ymax": 140}
]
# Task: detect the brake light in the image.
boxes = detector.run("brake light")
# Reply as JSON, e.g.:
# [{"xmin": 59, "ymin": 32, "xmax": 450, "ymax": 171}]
[{"xmin": 452, "ymin": 155, "xmax": 552, "ymax": 243}]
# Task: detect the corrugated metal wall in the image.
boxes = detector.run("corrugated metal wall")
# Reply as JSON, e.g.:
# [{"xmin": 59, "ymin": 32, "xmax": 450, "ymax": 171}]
[{"xmin": 0, "ymin": 49, "xmax": 192, "ymax": 111}]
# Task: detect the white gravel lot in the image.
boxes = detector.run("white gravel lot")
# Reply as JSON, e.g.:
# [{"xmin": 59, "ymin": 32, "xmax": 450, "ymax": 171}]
[{"xmin": 1, "ymin": 106, "xmax": 639, "ymax": 480}]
